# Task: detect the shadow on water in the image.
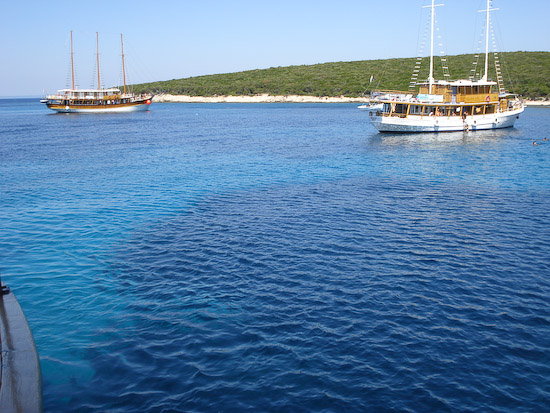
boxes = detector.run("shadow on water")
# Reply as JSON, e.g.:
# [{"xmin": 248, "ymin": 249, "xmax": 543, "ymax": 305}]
[{"xmin": 62, "ymin": 175, "xmax": 550, "ymax": 412}]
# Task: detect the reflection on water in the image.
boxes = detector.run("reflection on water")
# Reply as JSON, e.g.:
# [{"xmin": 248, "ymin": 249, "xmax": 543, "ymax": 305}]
[{"xmin": 371, "ymin": 127, "xmax": 521, "ymax": 147}]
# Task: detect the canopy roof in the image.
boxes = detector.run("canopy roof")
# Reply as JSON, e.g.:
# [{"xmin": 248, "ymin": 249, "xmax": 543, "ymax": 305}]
[
  {"xmin": 57, "ymin": 88, "xmax": 121, "ymax": 93},
  {"xmin": 417, "ymin": 79, "xmax": 497, "ymax": 87}
]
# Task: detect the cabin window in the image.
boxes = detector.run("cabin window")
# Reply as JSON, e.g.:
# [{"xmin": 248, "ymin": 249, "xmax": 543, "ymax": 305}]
[
  {"xmin": 394, "ymin": 104, "xmax": 406, "ymax": 114},
  {"xmin": 383, "ymin": 103, "xmax": 391, "ymax": 113},
  {"xmin": 424, "ymin": 106, "xmax": 435, "ymax": 115},
  {"xmin": 410, "ymin": 105, "xmax": 422, "ymax": 115},
  {"xmin": 462, "ymin": 106, "xmax": 474, "ymax": 116}
]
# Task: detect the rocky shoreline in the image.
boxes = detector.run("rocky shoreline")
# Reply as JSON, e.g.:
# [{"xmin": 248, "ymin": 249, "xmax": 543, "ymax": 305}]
[{"xmin": 152, "ymin": 93, "xmax": 549, "ymax": 106}]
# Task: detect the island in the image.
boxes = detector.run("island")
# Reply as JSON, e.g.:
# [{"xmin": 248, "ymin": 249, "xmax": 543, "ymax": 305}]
[{"xmin": 131, "ymin": 52, "xmax": 549, "ymax": 104}]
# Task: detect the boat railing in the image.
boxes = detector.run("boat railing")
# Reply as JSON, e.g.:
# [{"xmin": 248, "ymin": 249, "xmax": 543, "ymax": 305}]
[
  {"xmin": 456, "ymin": 93, "xmax": 499, "ymax": 104},
  {"xmin": 512, "ymin": 99, "xmax": 525, "ymax": 110}
]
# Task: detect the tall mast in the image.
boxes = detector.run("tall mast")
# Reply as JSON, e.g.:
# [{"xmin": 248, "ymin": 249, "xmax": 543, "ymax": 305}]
[
  {"xmin": 96, "ymin": 32, "xmax": 101, "ymax": 89},
  {"xmin": 121, "ymin": 34, "xmax": 127, "ymax": 94},
  {"xmin": 423, "ymin": 0, "xmax": 444, "ymax": 93},
  {"xmin": 70, "ymin": 31, "xmax": 75, "ymax": 90},
  {"xmin": 480, "ymin": 0, "xmax": 498, "ymax": 81}
]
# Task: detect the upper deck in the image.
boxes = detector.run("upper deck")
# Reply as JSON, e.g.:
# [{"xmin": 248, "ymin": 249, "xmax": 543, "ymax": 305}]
[
  {"xmin": 418, "ymin": 79, "xmax": 498, "ymax": 104},
  {"xmin": 45, "ymin": 88, "xmax": 133, "ymax": 100},
  {"xmin": 373, "ymin": 78, "xmax": 503, "ymax": 105}
]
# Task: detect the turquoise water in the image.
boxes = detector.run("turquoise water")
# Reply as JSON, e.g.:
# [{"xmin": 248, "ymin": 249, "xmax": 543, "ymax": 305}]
[{"xmin": 1, "ymin": 100, "xmax": 549, "ymax": 411}]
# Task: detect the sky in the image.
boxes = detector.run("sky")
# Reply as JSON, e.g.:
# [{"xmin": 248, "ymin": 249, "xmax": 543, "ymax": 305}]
[{"xmin": 1, "ymin": 0, "xmax": 548, "ymax": 96}]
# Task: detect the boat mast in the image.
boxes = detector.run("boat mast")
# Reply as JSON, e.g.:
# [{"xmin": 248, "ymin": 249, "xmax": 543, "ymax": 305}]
[
  {"xmin": 70, "ymin": 31, "xmax": 75, "ymax": 90},
  {"xmin": 121, "ymin": 34, "xmax": 127, "ymax": 95},
  {"xmin": 423, "ymin": 0, "xmax": 444, "ymax": 93},
  {"xmin": 96, "ymin": 32, "xmax": 101, "ymax": 89},
  {"xmin": 480, "ymin": 0, "xmax": 498, "ymax": 81}
]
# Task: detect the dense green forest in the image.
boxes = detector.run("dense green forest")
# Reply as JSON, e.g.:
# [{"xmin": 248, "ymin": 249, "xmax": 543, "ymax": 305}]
[{"xmin": 131, "ymin": 52, "xmax": 550, "ymax": 98}]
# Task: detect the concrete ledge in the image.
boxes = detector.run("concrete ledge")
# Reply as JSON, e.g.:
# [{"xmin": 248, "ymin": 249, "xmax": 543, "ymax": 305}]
[{"xmin": 0, "ymin": 285, "xmax": 42, "ymax": 412}]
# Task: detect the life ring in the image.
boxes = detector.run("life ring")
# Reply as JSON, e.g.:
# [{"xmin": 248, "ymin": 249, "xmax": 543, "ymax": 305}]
[{"xmin": 486, "ymin": 95, "xmax": 490, "ymax": 102}]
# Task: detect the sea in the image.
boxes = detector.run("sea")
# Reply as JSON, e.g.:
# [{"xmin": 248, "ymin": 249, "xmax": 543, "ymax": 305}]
[{"xmin": 1, "ymin": 99, "xmax": 549, "ymax": 412}]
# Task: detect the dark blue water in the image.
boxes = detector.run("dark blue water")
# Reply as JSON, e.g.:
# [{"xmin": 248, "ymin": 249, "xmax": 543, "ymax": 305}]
[{"xmin": 1, "ymin": 99, "xmax": 549, "ymax": 412}]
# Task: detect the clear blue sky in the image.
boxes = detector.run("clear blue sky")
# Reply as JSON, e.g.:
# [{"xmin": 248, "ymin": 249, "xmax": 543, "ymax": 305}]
[{"xmin": 1, "ymin": 0, "xmax": 548, "ymax": 96}]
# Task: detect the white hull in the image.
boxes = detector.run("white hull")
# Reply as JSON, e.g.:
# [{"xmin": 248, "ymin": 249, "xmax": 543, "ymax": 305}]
[
  {"xmin": 51, "ymin": 102, "xmax": 150, "ymax": 114},
  {"xmin": 358, "ymin": 103, "xmax": 383, "ymax": 111},
  {"xmin": 370, "ymin": 106, "xmax": 524, "ymax": 133}
]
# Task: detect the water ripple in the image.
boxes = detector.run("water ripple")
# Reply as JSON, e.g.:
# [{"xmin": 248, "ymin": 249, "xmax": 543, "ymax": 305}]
[
  {"xmin": 69, "ymin": 176, "xmax": 550, "ymax": 412},
  {"xmin": 3, "ymin": 102, "xmax": 550, "ymax": 412}
]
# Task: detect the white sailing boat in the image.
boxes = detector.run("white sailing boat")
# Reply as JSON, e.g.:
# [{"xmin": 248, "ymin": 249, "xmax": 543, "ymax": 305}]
[{"xmin": 367, "ymin": 0, "xmax": 524, "ymax": 133}]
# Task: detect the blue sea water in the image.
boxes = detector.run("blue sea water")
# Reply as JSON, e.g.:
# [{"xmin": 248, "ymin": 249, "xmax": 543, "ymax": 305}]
[{"xmin": 1, "ymin": 99, "xmax": 549, "ymax": 412}]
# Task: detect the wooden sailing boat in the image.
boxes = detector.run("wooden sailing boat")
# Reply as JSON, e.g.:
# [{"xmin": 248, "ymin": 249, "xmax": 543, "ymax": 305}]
[
  {"xmin": 367, "ymin": 0, "xmax": 524, "ymax": 133},
  {"xmin": 42, "ymin": 32, "xmax": 152, "ymax": 113}
]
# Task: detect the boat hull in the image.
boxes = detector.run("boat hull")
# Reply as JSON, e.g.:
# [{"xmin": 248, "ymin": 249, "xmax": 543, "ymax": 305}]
[
  {"xmin": 46, "ymin": 99, "xmax": 152, "ymax": 113},
  {"xmin": 358, "ymin": 103, "xmax": 384, "ymax": 111},
  {"xmin": 369, "ymin": 106, "xmax": 524, "ymax": 133}
]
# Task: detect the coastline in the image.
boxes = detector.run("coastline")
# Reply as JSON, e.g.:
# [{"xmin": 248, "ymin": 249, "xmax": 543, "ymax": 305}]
[
  {"xmin": 152, "ymin": 94, "xmax": 365, "ymax": 103},
  {"xmin": 525, "ymin": 100, "xmax": 550, "ymax": 107},
  {"xmin": 152, "ymin": 93, "xmax": 550, "ymax": 106}
]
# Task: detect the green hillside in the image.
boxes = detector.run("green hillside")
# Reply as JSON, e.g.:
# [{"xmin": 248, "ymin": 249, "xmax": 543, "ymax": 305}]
[{"xmin": 132, "ymin": 52, "xmax": 550, "ymax": 98}]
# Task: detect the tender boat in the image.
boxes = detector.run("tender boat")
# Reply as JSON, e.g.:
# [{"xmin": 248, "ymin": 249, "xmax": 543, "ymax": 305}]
[
  {"xmin": 367, "ymin": 0, "xmax": 524, "ymax": 133},
  {"xmin": 42, "ymin": 32, "xmax": 152, "ymax": 113},
  {"xmin": 358, "ymin": 103, "xmax": 383, "ymax": 111}
]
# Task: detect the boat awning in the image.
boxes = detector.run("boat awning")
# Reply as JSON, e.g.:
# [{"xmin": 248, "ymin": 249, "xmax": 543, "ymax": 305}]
[
  {"xmin": 57, "ymin": 88, "xmax": 121, "ymax": 93},
  {"xmin": 417, "ymin": 79, "xmax": 497, "ymax": 87}
]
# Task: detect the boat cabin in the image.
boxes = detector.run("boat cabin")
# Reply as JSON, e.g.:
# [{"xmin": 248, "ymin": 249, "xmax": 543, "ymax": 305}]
[
  {"xmin": 45, "ymin": 88, "xmax": 139, "ymax": 106},
  {"xmin": 418, "ymin": 79, "xmax": 498, "ymax": 104},
  {"xmin": 375, "ymin": 79, "xmax": 515, "ymax": 119},
  {"xmin": 55, "ymin": 88, "xmax": 122, "ymax": 100}
]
